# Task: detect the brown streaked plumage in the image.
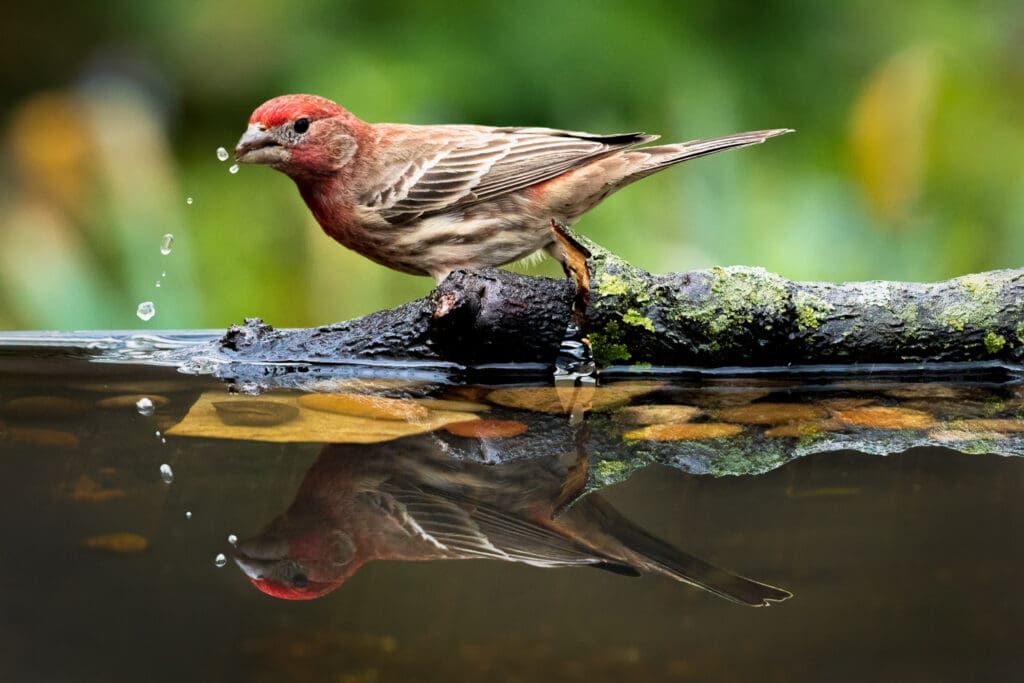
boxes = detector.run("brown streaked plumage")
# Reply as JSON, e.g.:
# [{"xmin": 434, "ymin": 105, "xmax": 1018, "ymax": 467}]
[{"xmin": 236, "ymin": 94, "xmax": 791, "ymax": 282}]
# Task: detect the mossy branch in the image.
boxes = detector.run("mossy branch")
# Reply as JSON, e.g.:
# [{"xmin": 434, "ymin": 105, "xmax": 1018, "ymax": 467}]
[{"xmin": 216, "ymin": 229, "xmax": 1024, "ymax": 370}]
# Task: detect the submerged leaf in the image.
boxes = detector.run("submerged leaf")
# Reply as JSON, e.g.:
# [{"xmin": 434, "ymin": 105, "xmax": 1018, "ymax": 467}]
[
  {"xmin": 6, "ymin": 426, "xmax": 79, "ymax": 447},
  {"xmin": 444, "ymin": 419, "xmax": 528, "ymax": 438},
  {"xmin": 81, "ymin": 533, "xmax": 147, "ymax": 553},
  {"xmin": 297, "ymin": 393, "xmax": 429, "ymax": 421},
  {"xmin": 623, "ymin": 423, "xmax": 743, "ymax": 441},
  {"xmin": 487, "ymin": 382, "xmax": 659, "ymax": 414},
  {"xmin": 3, "ymin": 396, "xmax": 89, "ymax": 418},
  {"xmin": 213, "ymin": 400, "xmax": 299, "ymax": 427},
  {"xmin": 68, "ymin": 474, "xmax": 127, "ymax": 502},
  {"xmin": 614, "ymin": 404, "xmax": 702, "ymax": 425},
  {"xmin": 764, "ymin": 419, "xmax": 844, "ymax": 438},
  {"xmin": 414, "ymin": 398, "xmax": 491, "ymax": 413},
  {"xmin": 832, "ymin": 406, "xmax": 937, "ymax": 430},
  {"xmin": 96, "ymin": 394, "xmax": 171, "ymax": 409},
  {"xmin": 166, "ymin": 392, "xmax": 478, "ymax": 444},
  {"xmin": 715, "ymin": 403, "xmax": 828, "ymax": 425}
]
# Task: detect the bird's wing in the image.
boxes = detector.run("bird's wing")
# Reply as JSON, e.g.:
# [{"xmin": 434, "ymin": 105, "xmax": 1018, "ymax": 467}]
[
  {"xmin": 376, "ymin": 481, "xmax": 619, "ymax": 568},
  {"xmin": 362, "ymin": 126, "xmax": 657, "ymax": 222}
]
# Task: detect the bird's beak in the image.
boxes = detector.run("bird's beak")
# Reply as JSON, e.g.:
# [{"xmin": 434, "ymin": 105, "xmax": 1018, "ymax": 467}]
[
  {"xmin": 234, "ymin": 554, "xmax": 271, "ymax": 581},
  {"xmin": 235, "ymin": 124, "xmax": 285, "ymax": 165},
  {"xmin": 234, "ymin": 535, "xmax": 289, "ymax": 580}
]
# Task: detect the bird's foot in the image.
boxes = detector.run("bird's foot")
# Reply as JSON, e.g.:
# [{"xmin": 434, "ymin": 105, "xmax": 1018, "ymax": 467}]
[{"xmin": 550, "ymin": 220, "xmax": 596, "ymax": 385}]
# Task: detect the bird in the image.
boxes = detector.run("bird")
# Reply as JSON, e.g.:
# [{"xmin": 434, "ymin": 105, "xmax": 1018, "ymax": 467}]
[
  {"xmin": 234, "ymin": 437, "xmax": 792, "ymax": 607},
  {"xmin": 235, "ymin": 94, "xmax": 791, "ymax": 282}
]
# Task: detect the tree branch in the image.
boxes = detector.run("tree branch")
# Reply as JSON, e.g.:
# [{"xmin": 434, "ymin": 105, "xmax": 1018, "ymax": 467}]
[{"xmin": 217, "ymin": 231, "xmax": 1024, "ymax": 369}]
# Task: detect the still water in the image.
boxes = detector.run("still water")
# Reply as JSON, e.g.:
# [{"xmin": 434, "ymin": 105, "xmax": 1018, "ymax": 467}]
[{"xmin": 1, "ymin": 335, "xmax": 1021, "ymax": 682}]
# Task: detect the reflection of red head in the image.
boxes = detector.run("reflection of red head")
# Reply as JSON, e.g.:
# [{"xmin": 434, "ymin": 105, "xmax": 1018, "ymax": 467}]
[
  {"xmin": 247, "ymin": 576, "xmax": 341, "ymax": 601},
  {"xmin": 234, "ymin": 525, "xmax": 358, "ymax": 601}
]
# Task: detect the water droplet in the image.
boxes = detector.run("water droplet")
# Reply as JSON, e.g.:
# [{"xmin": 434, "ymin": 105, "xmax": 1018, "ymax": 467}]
[
  {"xmin": 186, "ymin": 196, "xmax": 193, "ymax": 206},
  {"xmin": 161, "ymin": 271, "xmax": 167, "ymax": 278},
  {"xmin": 161, "ymin": 437, "xmax": 166, "ymax": 444},
  {"xmin": 214, "ymin": 553, "xmax": 227, "ymax": 568},
  {"xmin": 155, "ymin": 280, "xmax": 161, "ymax": 288},
  {"xmin": 160, "ymin": 233, "xmax": 174, "ymax": 255},
  {"xmin": 185, "ymin": 511, "xmax": 192, "ymax": 519},
  {"xmin": 136, "ymin": 301, "xmax": 155, "ymax": 321},
  {"xmin": 216, "ymin": 146, "xmax": 229, "ymax": 162},
  {"xmin": 228, "ymin": 534, "xmax": 238, "ymax": 546},
  {"xmin": 159, "ymin": 463, "xmax": 173, "ymax": 484},
  {"xmin": 154, "ymin": 430, "xmax": 161, "ymax": 437},
  {"xmin": 136, "ymin": 397, "xmax": 154, "ymax": 416},
  {"xmin": 228, "ymin": 163, "xmax": 239, "ymax": 175}
]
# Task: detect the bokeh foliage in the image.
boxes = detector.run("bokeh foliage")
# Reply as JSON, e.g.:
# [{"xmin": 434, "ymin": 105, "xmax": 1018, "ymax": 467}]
[{"xmin": 1, "ymin": 0, "xmax": 1022, "ymax": 330}]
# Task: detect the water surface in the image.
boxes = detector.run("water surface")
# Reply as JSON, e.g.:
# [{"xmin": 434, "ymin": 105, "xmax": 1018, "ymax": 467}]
[{"xmin": 1, "ymin": 335, "xmax": 1021, "ymax": 681}]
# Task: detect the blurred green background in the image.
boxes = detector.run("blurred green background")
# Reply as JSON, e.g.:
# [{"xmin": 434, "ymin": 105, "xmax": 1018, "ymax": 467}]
[{"xmin": 2, "ymin": 0, "xmax": 1022, "ymax": 330}]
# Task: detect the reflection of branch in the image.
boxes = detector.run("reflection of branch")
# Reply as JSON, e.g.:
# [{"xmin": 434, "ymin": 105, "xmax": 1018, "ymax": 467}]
[{"xmin": 216, "ymin": 228, "xmax": 1024, "ymax": 369}]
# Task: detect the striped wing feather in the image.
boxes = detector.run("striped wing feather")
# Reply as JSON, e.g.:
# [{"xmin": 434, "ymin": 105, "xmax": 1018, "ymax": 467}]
[{"xmin": 366, "ymin": 127, "xmax": 657, "ymax": 222}]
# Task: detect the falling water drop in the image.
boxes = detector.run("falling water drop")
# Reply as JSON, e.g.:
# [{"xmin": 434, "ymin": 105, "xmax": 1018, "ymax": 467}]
[
  {"xmin": 214, "ymin": 553, "xmax": 227, "ymax": 568},
  {"xmin": 136, "ymin": 301, "xmax": 155, "ymax": 321},
  {"xmin": 159, "ymin": 463, "xmax": 174, "ymax": 484},
  {"xmin": 185, "ymin": 511, "xmax": 193, "ymax": 520},
  {"xmin": 136, "ymin": 397, "xmax": 154, "ymax": 416},
  {"xmin": 186, "ymin": 197, "xmax": 193, "ymax": 206},
  {"xmin": 228, "ymin": 164, "xmax": 239, "ymax": 175},
  {"xmin": 228, "ymin": 534, "xmax": 238, "ymax": 546},
  {"xmin": 160, "ymin": 233, "xmax": 174, "ymax": 255},
  {"xmin": 216, "ymin": 146, "xmax": 229, "ymax": 162}
]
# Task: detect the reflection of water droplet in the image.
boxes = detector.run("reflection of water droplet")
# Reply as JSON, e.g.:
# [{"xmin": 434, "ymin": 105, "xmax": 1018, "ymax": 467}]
[
  {"xmin": 160, "ymin": 233, "xmax": 174, "ymax": 255},
  {"xmin": 186, "ymin": 197, "xmax": 193, "ymax": 206},
  {"xmin": 229, "ymin": 163, "xmax": 239, "ymax": 175},
  {"xmin": 136, "ymin": 301, "xmax": 155, "ymax": 321},
  {"xmin": 214, "ymin": 553, "xmax": 227, "ymax": 568},
  {"xmin": 159, "ymin": 463, "xmax": 173, "ymax": 484},
  {"xmin": 185, "ymin": 511, "xmax": 192, "ymax": 519},
  {"xmin": 228, "ymin": 534, "xmax": 238, "ymax": 546},
  {"xmin": 216, "ymin": 147, "xmax": 229, "ymax": 162},
  {"xmin": 136, "ymin": 397, "xmax": 154, "ymax": 416}
]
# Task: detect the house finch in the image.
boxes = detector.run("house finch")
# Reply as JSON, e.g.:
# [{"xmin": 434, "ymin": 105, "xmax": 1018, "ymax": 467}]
[
  {"xmin": 235, "ymin": 94, "xmax": 790, "ymax": 282},
  {"xmin": 234, "ymin": 437, "xmax": 791, "ymax": 607}
]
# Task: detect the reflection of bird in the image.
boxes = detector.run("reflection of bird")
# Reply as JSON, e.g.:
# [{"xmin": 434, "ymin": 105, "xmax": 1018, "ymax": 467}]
[
  {"xmin": 235, "ymin": 95, "xmax": 790, "ymax": 282},
  {"xmin": 235, "ymin": 437, "xmax": 791, "ymax": 607}
]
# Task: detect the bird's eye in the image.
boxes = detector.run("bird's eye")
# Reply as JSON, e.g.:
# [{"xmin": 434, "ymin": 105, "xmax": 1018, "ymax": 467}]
[
  {"xmin": 293, "ymin": 118, "xmax": 310, "ymax": 134},
  {"xmin": 291, "ymin": 572, "xmax": 309, "ymax": 588}
]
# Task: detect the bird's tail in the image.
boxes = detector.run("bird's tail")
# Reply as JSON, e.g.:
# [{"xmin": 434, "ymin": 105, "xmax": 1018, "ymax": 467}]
[
  {"xmin": 589, "ymin": 496, "xmax": 792, "ymax": 607},
  {"xmin": 630, "ymin": 128, "xmax": 793, "ymax": 177}
]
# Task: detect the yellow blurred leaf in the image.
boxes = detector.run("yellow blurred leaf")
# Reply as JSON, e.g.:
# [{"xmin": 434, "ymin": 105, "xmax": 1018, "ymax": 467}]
[{"xmin": 849, "ymin": 47, "xmax": 937, "ymax": 223}]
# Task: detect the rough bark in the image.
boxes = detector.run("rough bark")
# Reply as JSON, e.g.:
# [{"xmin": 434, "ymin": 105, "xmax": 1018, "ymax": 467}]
[{"xmin": 216, "ymin": 232, "xmax": 1024, "ymax": 369}]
